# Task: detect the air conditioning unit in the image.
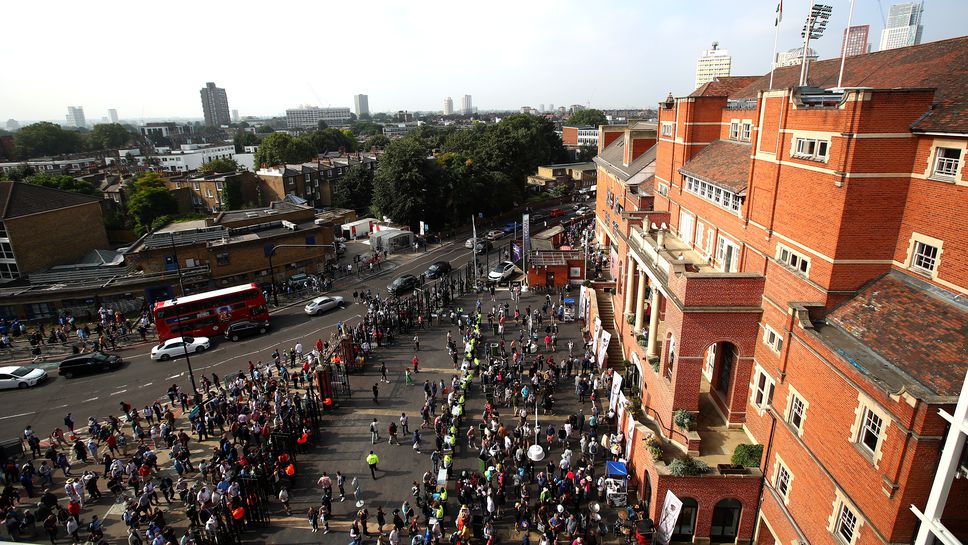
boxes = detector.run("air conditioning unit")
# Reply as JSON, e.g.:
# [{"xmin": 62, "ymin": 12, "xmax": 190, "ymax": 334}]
[
  {"xmin": 281, "ymin": 220, "xmax": 297, "ymax": 231},
  {"xmin": 314, "ymin": 218, "xmax": 327, "ymax": 226}
]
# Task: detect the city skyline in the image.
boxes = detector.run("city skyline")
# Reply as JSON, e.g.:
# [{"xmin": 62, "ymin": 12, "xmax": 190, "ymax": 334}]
[{"xmin": 1, "ymin": 0, "xmax": 966, "ymax": 122}]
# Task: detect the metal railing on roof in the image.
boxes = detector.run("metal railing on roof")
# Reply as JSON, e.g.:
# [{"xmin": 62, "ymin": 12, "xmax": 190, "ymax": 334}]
[
  {"xmin": 726, "ymin": 99, "xmax": 757, "ymax": 110},
  {"xmin": 142, "ymin": 227, "xmax": 227, "ymax": 249}
]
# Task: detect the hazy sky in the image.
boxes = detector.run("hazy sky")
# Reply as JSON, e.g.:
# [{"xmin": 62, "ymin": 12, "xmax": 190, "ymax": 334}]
[{"xmin": 3, "ymin": 0, "xmax": 965, "ymax": 123}]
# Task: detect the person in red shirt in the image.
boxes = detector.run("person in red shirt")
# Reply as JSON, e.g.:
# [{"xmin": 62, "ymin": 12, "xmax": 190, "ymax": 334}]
[{"xmin": 411, "ymin": 355, "xmax": 419, "ymax": 373}]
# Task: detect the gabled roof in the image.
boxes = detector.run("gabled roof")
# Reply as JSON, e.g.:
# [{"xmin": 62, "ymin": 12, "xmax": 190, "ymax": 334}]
[
  {"xmin": 678, "ymin": 140, "xmax": 751, "ymax": 193},
  {"xmin": 821, "ymin": 272, "xmax": 968, "ymax": 400},
  {"xmin": 690, "ymin": 76, "xmax": 761, "ymax": 98},
  {"xmin": 730, "ymin": 36, "xmax": 968, "ymax": 133},
  {"xmin": 0, "ymin": 181, "xmax": 102, "ymax": 220},
  {"xmin": 593, "ymin": 138, "xmax": 657, "ymax": 182}
]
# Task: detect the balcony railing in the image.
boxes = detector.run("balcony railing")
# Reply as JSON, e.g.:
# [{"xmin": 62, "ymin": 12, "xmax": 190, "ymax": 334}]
[{"xmin": 934, "ymin": 157, "xmax": 960, "ymax": 178}]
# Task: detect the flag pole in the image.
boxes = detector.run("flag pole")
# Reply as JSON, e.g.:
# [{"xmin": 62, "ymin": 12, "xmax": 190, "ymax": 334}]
[
  {"xmin": 769, "ymin": 0, "xmax": 783, "ymax": 89},
  {"xmin": 836, "ymin": 0, "xmax": 857, "ymax": 89}
]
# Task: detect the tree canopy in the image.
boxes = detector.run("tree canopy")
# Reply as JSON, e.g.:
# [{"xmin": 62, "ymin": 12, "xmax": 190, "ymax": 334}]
[
  {"xmin": 27, "ymin": 174, "xmax": 98, "ymax": 195},
  {"xmin": 255, "ymin": 125, "xmax": 275, "ymax": 134},
  {"xmin": 126, "ymin": 172, "xmax": 177, "ymax": 234},
  {"xmin": 332, "ymin": 164, "xmax": 374, "ymax": 214},
  {"xmin": 200, "ymin": 158, "xmax": 240, "ymax": 173},
  {"xmin": 362, "ymin": 134, "xmax": 391, "ymax": 150},
  {"xmin": 89, "ymin": 123, "xmax": 132, "ymax": 150},
  {"xmin": 371, "ymin": 114, "xmax": 567, "ymax": 229},
  {"xmin": 350, "ymin": 121, "xmax": 384, "ymax": 137},
  {"xmin": 302, "ymin": 128, "xmax": 356, "ymax": 154},
  {"xmin": 14, "ymin": 122, "xmax": 85, "ymax": 158},
  {"xmin": 253, "ymin": 133, "xmax": 315, "ymax": 166},
  {"xmin": 232, "ymin": 130, "xmax": 259, "ymax": 153},
  {"xmin": 566, "ymin": 109, "xmax": 608, "ymax": 128}
]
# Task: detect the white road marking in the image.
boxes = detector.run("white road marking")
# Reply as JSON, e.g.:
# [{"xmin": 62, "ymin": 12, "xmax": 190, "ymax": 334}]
[
  {"xmin": 0, "ymin": 411, "xmax": 36, "ymax": 420},
  {"xmin": 110, "ymin": 389, "xmax": 127, "ymax": 396},
  {"xmin": 82, "ymin": 397, "xmax": 99, "ymax": 403},
  {"xmin": 166, "ymin": 373, "xmax": 185, "ymax": 380},
  {"xmin": 140, "ymin": 382, "xmax": 154, "ymax": 388}
]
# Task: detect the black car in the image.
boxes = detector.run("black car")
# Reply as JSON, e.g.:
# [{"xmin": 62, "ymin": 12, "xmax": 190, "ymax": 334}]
[
  {"xmin": 530, "ymin": 213, "xmax": 548, "ymax": 223},
  {"xmin": 474, "ymin": 240, "xmax": 492, "ymax": 254},
  {"xmin": 58, "ymin": 352, "xmax": 123, "ymax": 379},
  {"xmin": 224, "ymin": 320, "xmax": 270, "ymax": 342},
  {"xmin": 425, "ymin": 260, "xmax": 452, "ymax": 279},
  {"xmin": 387, "ymin": 274, "xmax": 420, "ymax": 295}
]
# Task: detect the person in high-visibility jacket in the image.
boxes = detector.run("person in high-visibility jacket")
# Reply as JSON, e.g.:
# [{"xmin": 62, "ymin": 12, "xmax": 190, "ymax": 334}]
[{"xmin": 366, "ymin": 451, "xmax": 380, "ymax": 479}]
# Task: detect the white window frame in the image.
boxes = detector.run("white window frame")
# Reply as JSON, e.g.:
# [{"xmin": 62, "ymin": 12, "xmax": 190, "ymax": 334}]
[
  {"xmin": 715, "ymin": 235, "xmax": 740, "ymax": 273},
  {"xmin": 911, "ymin": 240, "xmax": 939, "ymax": 274},
  {"xmin": 849, "ymin": 395, "xmax": 889, "ymax": 467},
  {"xmin": 905, "ymin": 233, "xmax": 943, "ymax": 280},
  {"xmin": 661, "ymin": 123, "xmax": 673, "ymax": 137},
  {"xmin": 791, "ymin": 137, "xmax": 829, "ymax": 162},
  {"xmin": 774, "ymin": 456, "xmax": 793, "ymax": 504},
  {"xmin": 741, "ymin": 122, "xmax": 752, "ymax": 142},
  {"xmin": 683, "ymin": 175, "xmax": 742, "ymax": 214},
  {"xmin": 678, "ymin": 210, "xmax": 694, "ymax": 245},
  {"xmin": 932, "ymin": 147, "xmax": 961, "ymax": 179},
  {"xmin": 787, "ymin": 390, "xmax": 807, "ymax": 435},
  {"xmin": 835, "ymin": 502, "xmax": 859, "ymax": 545},
  {"xmin": 729, "ymin": 121, "xmax": 740, "ymax": 140},
  {"xmin": 206, "ymin": 189, "xmax": 214, "ymax": 198},
  {"xmin": 763, "ymin": 325, "xmax": 783, "ymax": 353},
  {"xmin": 193, "ymin": 182, "xmax": 200, "ymax": 190},
  {"xmin": 657, "ymin": 183, "xmax": 669, "ymax": 197},
  {"xmin": 776, "ymin": 244, "xmax": 810, "ymax": 277},
  {"xmin": 695, "ymin": 222, "xmax": 706, "ymax": 256},
  {"xmin": 858, "ymin": 407, "xmax": 883, "ymax": 455},
  {"xmin": 750, "ymin": 366, "xmax": 775, "ymax": 413}
]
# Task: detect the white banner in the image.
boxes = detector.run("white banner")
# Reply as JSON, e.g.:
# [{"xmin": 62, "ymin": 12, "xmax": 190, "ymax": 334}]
[
  {"xmin": 592, "ymin": 317, "xmax": 602, "ymax": 354},
  {"xmin": 609, "ymin": 374, "xmax": 623, "ymax": 410},
  {"xmin": 616, "ymin": 392, "xmax": 628, "ymax": 436},
  {"xmin": 522, "ymin": 214, "xmax": 531, "ymax": 256},
  {"xmin": 625, "ymin": 413, "xmax": 636, "ymax": 460},
  {"xmin": 598, "ymin": 329, "xmax": 611, "ymax": 368},
  {"xmin": 578, "ymin": 286, "xmax": 588, "ymax": 323},
  {"xmin": 655, "ymin": 491, "xmax": 684, "ymax": 545}
]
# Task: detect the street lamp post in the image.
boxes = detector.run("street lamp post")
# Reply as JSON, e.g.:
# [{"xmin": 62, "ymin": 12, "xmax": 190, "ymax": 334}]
[{"xmin": 165, "ymin": 233, "xmax": 198, "ymax": 394}]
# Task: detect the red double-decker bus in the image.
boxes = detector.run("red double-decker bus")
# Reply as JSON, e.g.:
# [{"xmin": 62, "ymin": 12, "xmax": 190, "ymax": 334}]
[{"xmin": 153, "ymin": 283, "xmax": 269, "ymax": 341}]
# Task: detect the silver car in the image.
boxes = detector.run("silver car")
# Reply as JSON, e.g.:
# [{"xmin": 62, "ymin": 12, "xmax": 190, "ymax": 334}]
[{"xmin": 305, "ymin": 296, "xmax": 345, "ymax": 315}]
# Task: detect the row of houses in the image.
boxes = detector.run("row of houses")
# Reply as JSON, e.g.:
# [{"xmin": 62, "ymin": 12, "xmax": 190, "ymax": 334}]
[{"xmin": 587, "ymin": 37, "xmax": 967, "ymax": 545}]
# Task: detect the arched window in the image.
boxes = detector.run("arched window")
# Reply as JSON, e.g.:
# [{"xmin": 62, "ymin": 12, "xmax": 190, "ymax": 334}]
[
  {"xmin": 671, "ymin": 497, "xmax": 698, "ymax": 542},
  {"xmin": 710, "ymin": 498, "xmax": 742, "ymax": 543}
]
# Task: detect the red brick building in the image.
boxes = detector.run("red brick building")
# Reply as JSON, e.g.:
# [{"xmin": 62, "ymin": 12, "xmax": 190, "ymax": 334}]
[{"xmin": 591, "ymin": 38, "xmax": 968, "ymax": 545}]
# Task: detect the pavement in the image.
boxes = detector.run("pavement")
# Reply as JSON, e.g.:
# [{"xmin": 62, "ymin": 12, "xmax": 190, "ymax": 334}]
[{"xmin": 0, "ymin": 206, "xmax": 604, "ymax": 543}]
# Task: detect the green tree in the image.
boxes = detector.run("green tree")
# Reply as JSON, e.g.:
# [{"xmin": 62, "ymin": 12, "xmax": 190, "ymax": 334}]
[
  {"xmin": 255, "ymin": 124, "xmax": 275, "ymax": 134},
  {"xmin": 254, "ymin": 132, "xmax": 315, "ymax": 166},
  {"xmin": 0, "ymin": 164, "xmax": 35, "ymax": 181},
  {"xmin": 332, "ymin": 164, "xmax": 374, "ymax": 213},
  {"xmin": 316, "ymin": 120, "xmax": 329, "ymax": 130},
  {"xmin": 200, "ymin": 158, "xmax": 240, "ymax": 173},
  {"xmin": 372, "ymin": 113, "xmax": 391, "ymax": 123},
  {"xmin": 350, "ymin": 121, "xmax": 384, "ymax": 137},
  {"xmin": 89, "ymin": 123, "xmax": 132, "ymax": 150},
  {"xmin": 126, "ymin": 172, "xmax": 177, "ymax": 234},
  {"xmin": 301, "ymin": 128, "xmax": 356, "ymax": 154},
  {"xmin": 14, "ymin": 122, "xmax": 85, "ymax": 158},
  {"xmin": 576, "ymin": 144, "xmax": 597, "ymax": 161},
  {"xmin": 221, "ymin": 177, "xmax": 244, "ymax": 210},
  {"xmin": 362, "ymin": 134, "xmax": 391, "ymax": 150},
  {"xmin": 232, "ymin": 130, "xmax": 259, "ymax": 153},
  {"xmin": 372, "ymin": 138, "xmax": 438, "ymax": 229},
  {"xmin": 566, "ymin": 109, "xmax": 608, "ymax": 127},
  {"xmin": 27, "ymin": 173, "xmax": 98, "ymax": 195}
]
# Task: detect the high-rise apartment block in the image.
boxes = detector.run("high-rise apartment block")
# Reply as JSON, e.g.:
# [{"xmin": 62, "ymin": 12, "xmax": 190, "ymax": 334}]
[
  {"xmin": 879, "ymin": 2, "xmax": 924, "ymax": 51},
  {"xmin": 200, "ymin": 82, "xmax": 231, "ymax": 127},
  {"xmin": 443, "ymin": 97, "xmax": 454, "ymax": 115},
  {"xmin": 65, "ymin": 106, "xmax": 86, "ymax": 128},
  {"xmin": 775, "ymin": 47, "xmax": 818, "ymax": 67},
  {"xmin": 591, "ymin": 37, "xmax": 968, "ymax": 545},
  {"xmin": 231, "ymin": 109, "xmax": 240, "ymax": 123},
  {"xmin": 695, "ymin": 42, "xmax": 731, "ymax": 88},
  {"xmin": 461, "ymin": 95, "xmax": 473, "ymax": 115},
  {"xmin": 354, "ymin": 94, "xmax": 369, "ymax": 117},
  {"xmin": 108, "ymin": 109, "xmax": 118, "ymax": 124},
  {"xmin": 842, "ymin": 25, "xmax": 871, "ymax": 56},
  {"xmin": 285, "ymin": 107, "xmax": 352, "ymax": 129}
]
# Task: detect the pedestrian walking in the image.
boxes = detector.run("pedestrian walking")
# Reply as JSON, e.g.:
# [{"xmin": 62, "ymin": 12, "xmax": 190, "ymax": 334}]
[
  {"xmin": 370, "ymin": 418, "xmax": 380, "ymax": 444},
  {"xmin": 279, "ymin": 487, "xmax": 291, "ymax": 515},
  {"xmin": 381, "ymin": 362, "xmax": 390, "ymax": 383},
  {"xmin": 400, "ymin": 413, "xmax": 409, "ymax": 435},
  {"xmin": 367, "ymin": 451, "xmax": 380, "ymax": 479},
  {"xmin": 337, "ymin": 471, "xmax": 346, "ymax": 501},
  {"xmin": 373, "ymin": 383, "xmax": 380, "ymax": 404}
]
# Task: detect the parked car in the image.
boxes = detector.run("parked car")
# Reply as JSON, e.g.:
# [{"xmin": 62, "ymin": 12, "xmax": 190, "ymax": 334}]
[
  {"xmin": 304, "ymin": 296, "xmax": 345, "ymax": 316},
  {"xmin": 151, "ymin": 336, "xmax": 211, "ymax": 361},
  {"xmin": 549, "ymin": 208, "xmax": 565, "ymax": 218},
  {"xmin": 387, "ymin": 274, "xmax": 420, "ymax": 295},
  {"xmin": 474, "ymin": 240, "xmax": 492, "ymax": 255},
  {"xmin": 485, "ymin": 229, "xmax": 504, "ymax": 241},
  {"xmin": 0, "ymin": 366, "xmax": 48, "ymax": 389},
  {"xmin": 464, "ymin": 238, "xmax": 476, "ymax": 249},
  {"xmin": 488, "ymin": 261, "xmax": 517, "ymax": 282},
  {"xmin": 224, "ymin": 320, "xmax": 271, "ymax": 341},
  {"xmin": 575, "ymin": 206, "xmax": 590, "ymax": 216},
  {"xmin": 530, "ymin": 213, "xmax": 548, "ymax": 223},
  {"xmin": 58, "ymin": 352, "xmax": 123, "ymax": 379},
  {"xmin": 425, "ymin": 261, "xmax": 452, "ymax": 279},
  {"xmin": 288, "ymin": 273, "xmax": 311, "ymax": 289},
  {"xmin": 501, "ymin": 222, "xmax": 517, "ymax": 234}
]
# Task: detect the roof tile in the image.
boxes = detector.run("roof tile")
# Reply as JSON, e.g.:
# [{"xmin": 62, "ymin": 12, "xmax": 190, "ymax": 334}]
[{"xmin": 678, "ymin": 140, "xmax": 751, "ymax": 193}]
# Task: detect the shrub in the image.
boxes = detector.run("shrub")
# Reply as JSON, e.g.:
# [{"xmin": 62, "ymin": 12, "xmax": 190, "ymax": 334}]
[
  {"xmin": 649, "ymin": 357, "xmax": 660, "ymax": 373},
  {"xmin": 731, "ymin": 443, "xmax": 764, "ymax": 468},
  {"xmin": 644, "ymin": 434, "xmax": 663, "ymax": 462},
  {"xmin": 673, "ymin": 409, "xmax": 695, "ymax": 431},
  {"xmin": 626, "ymin": 314, "xmax": 635, "ymax": 325},
  {"xmin": 668, "ymin": 456, "xmax": 710, "ymax": 477}
]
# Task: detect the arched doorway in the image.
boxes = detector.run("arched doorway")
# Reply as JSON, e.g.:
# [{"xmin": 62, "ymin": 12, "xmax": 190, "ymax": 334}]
[
  {"xmin": 710, "ymin": 498, "xmax": 742, "ymax": 543},
  {"xmin": 713, "ymin": 343, "xmax": 737, "ymax": 399},
  {"xmin": 671, "ymin": 497, "xmax": 698, "ymax": 542}
]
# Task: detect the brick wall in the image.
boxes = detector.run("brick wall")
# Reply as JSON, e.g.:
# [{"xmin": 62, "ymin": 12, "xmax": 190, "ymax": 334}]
[{"xmin": 6, "ymin": 201, "xmax": 110, "ymax": 274}]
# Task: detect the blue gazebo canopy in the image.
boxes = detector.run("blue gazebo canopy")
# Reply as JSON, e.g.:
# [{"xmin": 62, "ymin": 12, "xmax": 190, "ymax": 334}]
[{"xmin": 606, "ymin": 461, "xmax": 627, "ymax": 478}]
